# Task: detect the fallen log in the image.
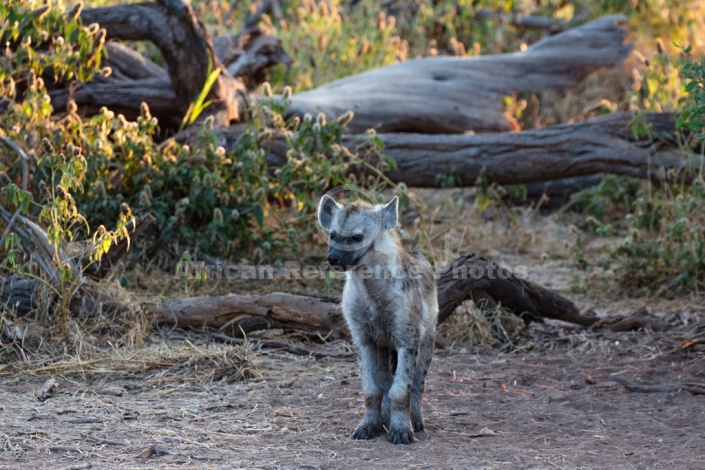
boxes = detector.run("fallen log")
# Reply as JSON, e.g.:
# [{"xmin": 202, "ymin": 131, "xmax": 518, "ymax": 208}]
[
  {"xmin": 282, "ymin": 15, "xmax": 632, "ymax": 133},
  {"xmin": 343, "ymin": 113, "xmax": 692, "ymax": 187},
  {"xmin": 212, "ymin": 112, "xmax": 696, "ymax": 187},
  {"xmin": 434, "ymin": 253, "xmax": 594, "ymax": 326},
  {"xmin": 152, "ymin": 252, "xmax": 598, "ymax": 337},
  {"xmin": 154, "ymin": 292, "xmax": 347, "ymax": 337}
]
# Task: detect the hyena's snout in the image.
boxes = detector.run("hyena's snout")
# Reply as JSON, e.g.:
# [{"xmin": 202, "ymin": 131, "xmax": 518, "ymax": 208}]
[
  {"xmin": 326, "ymin": 247, "xmax": 343, "ymax": 267},
  {"xmin": 326, "ymin": 247, "xmax": 358, "ymax": 270}
]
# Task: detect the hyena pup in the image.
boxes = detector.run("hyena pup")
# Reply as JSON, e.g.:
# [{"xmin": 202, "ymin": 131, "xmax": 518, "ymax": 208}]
[{"xmin": 318, "ymin": 194, "xmax": 438, "ymax": 445}]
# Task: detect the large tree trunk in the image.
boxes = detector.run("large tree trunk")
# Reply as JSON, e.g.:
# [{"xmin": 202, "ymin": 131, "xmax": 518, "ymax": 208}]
[
  {"xmin": 283, "ymin": 15, "xmax": 632, "ymax": 134},
  {"xmin": 212, "ymin": 112, "xmax": 696, "ymax": 188}
]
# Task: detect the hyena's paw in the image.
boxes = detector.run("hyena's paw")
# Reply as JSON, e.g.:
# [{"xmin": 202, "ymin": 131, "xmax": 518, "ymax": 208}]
[
  {"xmin": 411, "ymin": 417, "xmax": 424, "ymax": 433},
  {"xmin": 388, "ymin": 426, "xmax": 415, "ymax": 445},
  {"xmin": 352, "ymin": 422, "xmax": 382, "ymax": 440}
]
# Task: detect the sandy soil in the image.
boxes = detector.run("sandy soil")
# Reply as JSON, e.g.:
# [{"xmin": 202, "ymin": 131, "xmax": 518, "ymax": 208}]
[{"xmin": 2, "ymin": 330, "xmax": 703, "ymax": 470}]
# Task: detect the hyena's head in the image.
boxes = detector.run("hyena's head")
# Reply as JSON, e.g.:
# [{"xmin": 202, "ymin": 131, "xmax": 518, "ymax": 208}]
[{"xmin": 317, "ymin": 195, "xmax": 398, "ymax": 270}]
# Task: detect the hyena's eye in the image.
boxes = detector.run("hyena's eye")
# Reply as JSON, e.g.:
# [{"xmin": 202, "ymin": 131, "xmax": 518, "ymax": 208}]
[
  {"xmin": 329, "ymin": 232, "xmax": 337, "ymax": 241},
  {"xmin": 352, "ymin": 234, "xmax": 363, "ymax": 242}
]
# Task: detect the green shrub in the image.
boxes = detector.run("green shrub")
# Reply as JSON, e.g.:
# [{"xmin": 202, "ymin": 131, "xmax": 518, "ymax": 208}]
[
  {"xmin": 1, "ymin": 1, "xmax": 379, "ymax": 266},
  {"xmin": 572, "ymin": 51, "xmax": 705, "ymax": 296}
]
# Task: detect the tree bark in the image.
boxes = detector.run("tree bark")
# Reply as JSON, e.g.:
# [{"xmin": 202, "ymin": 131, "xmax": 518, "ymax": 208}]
[
  {"xmin": 153, "ymin": 292, "xmax": 347, "ymax": 337},
  {"xmin": 282, "ymin": 15, "xmax": 632, "ymax": 133}
]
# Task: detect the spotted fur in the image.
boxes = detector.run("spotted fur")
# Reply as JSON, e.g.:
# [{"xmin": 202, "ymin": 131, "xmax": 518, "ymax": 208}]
[{"xmin": 318, "ymin": 195, "xmax": 438, "ymax": 445}]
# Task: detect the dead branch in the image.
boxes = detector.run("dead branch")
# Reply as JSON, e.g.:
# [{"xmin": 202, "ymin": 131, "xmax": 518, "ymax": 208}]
[
  {"xmin": 435, "ymin": 253, "xmax": 596, "ymax": 326},
  {"xmin": 213, "ymin": 27, "xmax": 292, "ymax": 89},
  {"xmin": 593, "ymin": 307, "xmax": 671, "ymax": 332},
  {"xmin": 0, "ymin": 212, "xmax": 154, "ymax": 316},
  {"xmin": 681, "ymin": 337, "xmax": 705, "ymax": 350},
  {"xmin": 609, "ymin": 376, "xmax": 705, "ymax": 395},
  {"xmin": 472, "ymin": 9, "xmax": 569, "ymax": 32},
  {"xmin": 0, "ymin": 205, "xmax": 76, "ymax": 289},
  {"xmin": 103, "ymin": 42, "xmax": 168, "ymax": 81},
  {"xmin": 50, "ymin": 20, "xmax": 288, "ymax": 128},
  {"xmin": 243, "ymin": 0, "xmax": 283, "ymax": 29},
  {"xmin": 80, "ymin": 0, "xmax": 244, "ymax": 126},
  {"xmin": 282, "ymin": 15, "xmax": 632, "ymax": 133}
]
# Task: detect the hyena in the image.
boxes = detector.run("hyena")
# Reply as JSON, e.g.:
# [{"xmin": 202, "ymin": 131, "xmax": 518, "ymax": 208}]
[{"xmin": 318, "ymin": 194, "xmax": 438, "ymax": 445}]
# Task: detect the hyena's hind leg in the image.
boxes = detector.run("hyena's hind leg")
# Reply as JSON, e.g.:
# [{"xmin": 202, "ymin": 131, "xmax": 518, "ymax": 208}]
[{"xmin": 410, "ymin": 329, "xmax": 434, "ymax": 432}]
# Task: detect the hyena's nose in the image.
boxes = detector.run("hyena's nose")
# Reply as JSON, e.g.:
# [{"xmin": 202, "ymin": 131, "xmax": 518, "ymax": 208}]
[{"xmin": 327, "ymin": 253, "xmax": 341, "ymax": 265}]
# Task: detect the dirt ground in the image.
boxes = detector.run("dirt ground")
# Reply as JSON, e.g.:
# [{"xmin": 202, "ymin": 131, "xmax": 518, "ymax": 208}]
[
  {"xmin": 2, "ymin": 194, "xmax": 704, "ymax": 469},
  {"xmin": 1, "ymin": 327, "xmax": 704, "ymax": 470}
]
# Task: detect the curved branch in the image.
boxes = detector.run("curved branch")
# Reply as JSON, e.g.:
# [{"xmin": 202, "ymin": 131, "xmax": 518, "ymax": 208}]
[{"xmin": 81, "ymin": 0, "xmax": 244, "ymax": 125}]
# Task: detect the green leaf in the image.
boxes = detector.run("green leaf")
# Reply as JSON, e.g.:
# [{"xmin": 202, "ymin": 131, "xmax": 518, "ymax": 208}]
[
  {"xmin": 180, "ymin": 53, "xmax": 221, "ymax": 129},
  {"xmin": 20, "ymin": 192, "xmax": 31, "ymax": 214},
  {"xmin": 253, "ymin": 205, "xmax": 264, "ymax": 227}
]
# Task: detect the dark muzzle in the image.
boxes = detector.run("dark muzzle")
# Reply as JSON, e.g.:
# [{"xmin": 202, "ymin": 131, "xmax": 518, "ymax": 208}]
[{"xmin": 327, "ymin": 247, "xmax": 361, "ymax": 270}]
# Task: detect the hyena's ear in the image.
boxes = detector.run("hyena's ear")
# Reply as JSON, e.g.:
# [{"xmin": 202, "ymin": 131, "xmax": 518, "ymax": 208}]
[
  {"xmin": 318, "ymin": 194, "xmax": 341, "ymax": 231},
  {"xmin": 380, "ymin": 196, "xmax": 399, "ymax": 231}
]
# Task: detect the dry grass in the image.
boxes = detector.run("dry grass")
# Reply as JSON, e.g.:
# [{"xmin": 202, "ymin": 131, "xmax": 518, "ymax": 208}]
[
  {"xmin": 407, "ymin": 188, "xmax": 578, "ymax": 269},
  {"xmin": 0, "ymin": 337, "xmax": 261, "ymax": 384},
  {"xmin": 1, "ymin": 278, "xmax": 150, "ymax": 359}
]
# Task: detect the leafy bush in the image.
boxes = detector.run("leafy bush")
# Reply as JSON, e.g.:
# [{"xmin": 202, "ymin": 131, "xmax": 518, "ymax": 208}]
[
  {"xmin": 0, "ymin": 1, "xmax": 375, "ymax": 266},
  {"xmin": 1, "ymin": 143, "xmax": 133, "ymax": 332},
  {"xmin": 572, "ymin": 51, "xmax": 705, "ymax": 296}
]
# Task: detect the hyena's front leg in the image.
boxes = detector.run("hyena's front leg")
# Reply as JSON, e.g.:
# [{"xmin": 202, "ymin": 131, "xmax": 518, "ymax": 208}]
[
  {"xmin": 387, "ymin": 347, "xmax": 417, "ymax": 444},
  {"xmin": 353, "ymin": 342, "xmax": 385, "ymax": 440},
  {"xmin": 411, "ymin": 329, "xmax": 434, "ymax": 432},
  {"xmin": 380, "ymin": 347, "xmax": 395, "ymax": 429}
]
